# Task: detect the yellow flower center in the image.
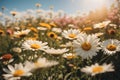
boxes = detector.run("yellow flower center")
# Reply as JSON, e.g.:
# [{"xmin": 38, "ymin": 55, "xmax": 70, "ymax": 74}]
[
  {"xmin": 34, "ymin": 61, "xmax": 40, "ymax": 67},
  {"xmin": 34, "ymin": 61, "xmax": 44, "ymax": 68},
  {"xmin": 69, "ymin": 34, "xmax": 76, "ymax": 38},
  {"xmin": 107, "ymin": 44, "xmax": 116, "ymax": 51},
  {"xmin": 81, "ymin": 42, "xmax": 91, "ymax": 51},
  {"xmin": 13, "ymin": 70, "xmax": 24, "ymax": 77},
  {"xmin": 92, "ymin": 66, "xmax": 103, "ymax": 73},
  {"xmin": 67, "ymin": 55, "xmax": 75, "ymax": 59},
  {"xmin": 31, "ymin": 44, "xmax": 40, "ymax": 49}
]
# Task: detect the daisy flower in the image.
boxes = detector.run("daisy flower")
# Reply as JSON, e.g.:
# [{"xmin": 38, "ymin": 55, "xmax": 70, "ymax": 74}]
[
  {"xmin": 63, "ymin": 53, "xmax": 76, "ymax": 59},
  {"xmin": 10, "ymin": 11, "xmax": 18, "ymax": 16},
  {"xmin": 29, "ymin": 27, "xmax": 38, "ymax": 33},
  {"xmin": 3, "ymin": 61, "xmax": 33, "ymax": 80},
  {"xmin": 73, "ymin": 34, "xmax": 101, "ymax": 59},
  {"xmin": 22, "ymin": 40, "xmax": 48, "ymax": 51},
  {"xmin": 47, "ymin": 32, "xmax": 58, "ymax": 39},
  {"xmin": 94, "ymin": 32, "xmax": 104, "ymax": 37},
  {"xmin": 37, "ymin": 27, "xmax": 47, "ymax": 31},
  {"xmin": 52, "ymin": 27, "xmax": 62, "ymax": 33},
  {"xmin": 93, "ymin": 20, "xmax": 111, "ymax": 29},
  {"xmin": 12, "ymin": 47, "xmax": 22, "ymax": 53},
  {"xmin": 35, "ymin": 3, "xmax": 41, "ymax": 8},
  {"xmin": 39, "ymin": 22, "xmax": 51, "ymax": 29},
  {"xmin": 0, "ymin": 54, "xmax": 13, "ymax": 61},
  {"xmin": 49, "ymin": 22, "xmax": 57, "ymax": 27},
  {"xmin": 68, "ymin": 24, "xmax": 76, "ymax": 28},
  {"xmin": 44, "ymin": 48, "xmax": 69, "ymax": 55},
  {"xmin": 13, "ymin": 29, "xmax": 30, "ymax": 38},
  {"xmin": 101, "ymin": 39, "xmax": 120, "ymax": 55},
  {"xmin": 33, "ymin": 57, "xmax": 58, "ymax": 69},
  {"xmin": 81, "ymin": 63, "xmax": 114, "ymax": 76},
  {"xmin": 62, "ymin": 29, "xmax": 81, "ymax": 40}
]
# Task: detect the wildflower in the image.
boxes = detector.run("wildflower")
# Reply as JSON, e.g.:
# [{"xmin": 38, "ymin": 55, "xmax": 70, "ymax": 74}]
[
  {"xmin": 63, "ymin": 53, "xmax": 76, "ymax": 59},
  {"xmin": 62, "ymin": 29, "xmax": 81, "ymax": 40},
  {"xmin": 94, "ymin": 32, "xmax": 104, "ymax": 37},
  {"xmin": 1, "ymin": 54, "xmax": 13, "ymax": 60},
  {"xmin": 47, "ymin": 32, "xmax": 58, "ymax": 39},
  {"xmin": 12, "ymin": 47, "xmax": 22, "ymax": 53},
  {"xmin": 29, "ymin": 27, "xmax": 38, "ymax": 33},
  {"xmin": 35, "ymin": 3, "xmax": 41, "ymax": 8},
  {"xmin": 44, "ymin": 48, "xmax": 69, "ymax": 55},
  {"xmin": 49, "ymin": 22, "xmax": 57, "ymax": 27},
  {"xmin": 52, "ymin": 27, "xmax": 62, "ymax": 33},
  {"xmin": 73, "ymin": 34, "xmax": 101, "ymax": 59},
  {"xmin": 93, "ymin": 21, "xmax": 111, "ymax": 29},
  {"xmin": 13, "ymin": 29, "xmax": 30, "ymax": 38},
  {"xmin": 22, "ymin": 40, "xmax": 48, "ymax": 51},
  {"xmin": 37, "ymin": 27, "xmax": 47, "ymax": 31},
  {"xmin": 33, "ymin": 57, "xmax": 58, "ymax": 69},
  {"xmin": 101, "ymin": 39, "xmax": 120, "ymax": 55},
  {"xmin": 10, "ymin": 11, "xmax": 18, "ymax": 16},
  {"xmin": 39, "ymin": 22, "xmax": 51, "ymax": 29},
  {"xmin": 81, "ymin": 63, "xmax": 114, "ymax": 76},
  {"xmin": 68, "ymin": 24, "xmax": 76, "ymax": 28},
  {"xmin": 109, "ymin": 24, "xmax": 117, "ymax": 29},
  {"xmin": 3, "ymin": 62, "xmax": 33, "ymax": 80}
]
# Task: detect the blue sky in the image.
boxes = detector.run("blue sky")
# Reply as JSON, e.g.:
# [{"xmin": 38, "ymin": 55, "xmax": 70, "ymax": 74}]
[{"xmin": 0, "ymin": 0, "xmax": 115, "ymax": 14}]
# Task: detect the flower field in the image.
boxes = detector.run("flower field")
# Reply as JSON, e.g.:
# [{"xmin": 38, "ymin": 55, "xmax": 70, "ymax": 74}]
[{"xmin": 0, "ymin": 1, "xmax": 120, "ymax": 80}]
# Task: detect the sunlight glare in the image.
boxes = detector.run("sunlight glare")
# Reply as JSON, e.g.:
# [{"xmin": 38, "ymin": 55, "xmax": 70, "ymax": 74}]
[{"xmin": 83, "ymin": 0, "xmax": 107, "ymax": 9}]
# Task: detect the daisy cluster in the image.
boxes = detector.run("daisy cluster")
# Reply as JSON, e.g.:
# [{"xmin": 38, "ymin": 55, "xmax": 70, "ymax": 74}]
[{"xmin": 0, "ymin": 2, "xmax": 120, "ymax": 80}]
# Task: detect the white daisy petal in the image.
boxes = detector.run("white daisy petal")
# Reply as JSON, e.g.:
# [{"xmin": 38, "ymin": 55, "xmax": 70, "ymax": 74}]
[
  {"xmin": 3, "ymin": 61, "xmax": 33, "ymax": 80},
  {"xmin": 62, "ymin": 29, "xmax": 82, "ymax": 40},
  {"xmin": 33, "ymin": 57, "xmax": 59, "ymax": 69},
  {"xmin": 73, "ymin": 34, "xmax": 100, "ymax": 59},
  {"xmin": 22, "ymin": 40, "xmax": 48, "ymax": 51},
  {"xmin": 44, "ymin": 48, "xmax": 69, "ymax": 55},
  {"xmin": 101, "ymin": 39, "xmax": 120, "ymax": 55},
  {"xmin": 81, "ymin": 63, "xmax": 114, "ymax": 76}
]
